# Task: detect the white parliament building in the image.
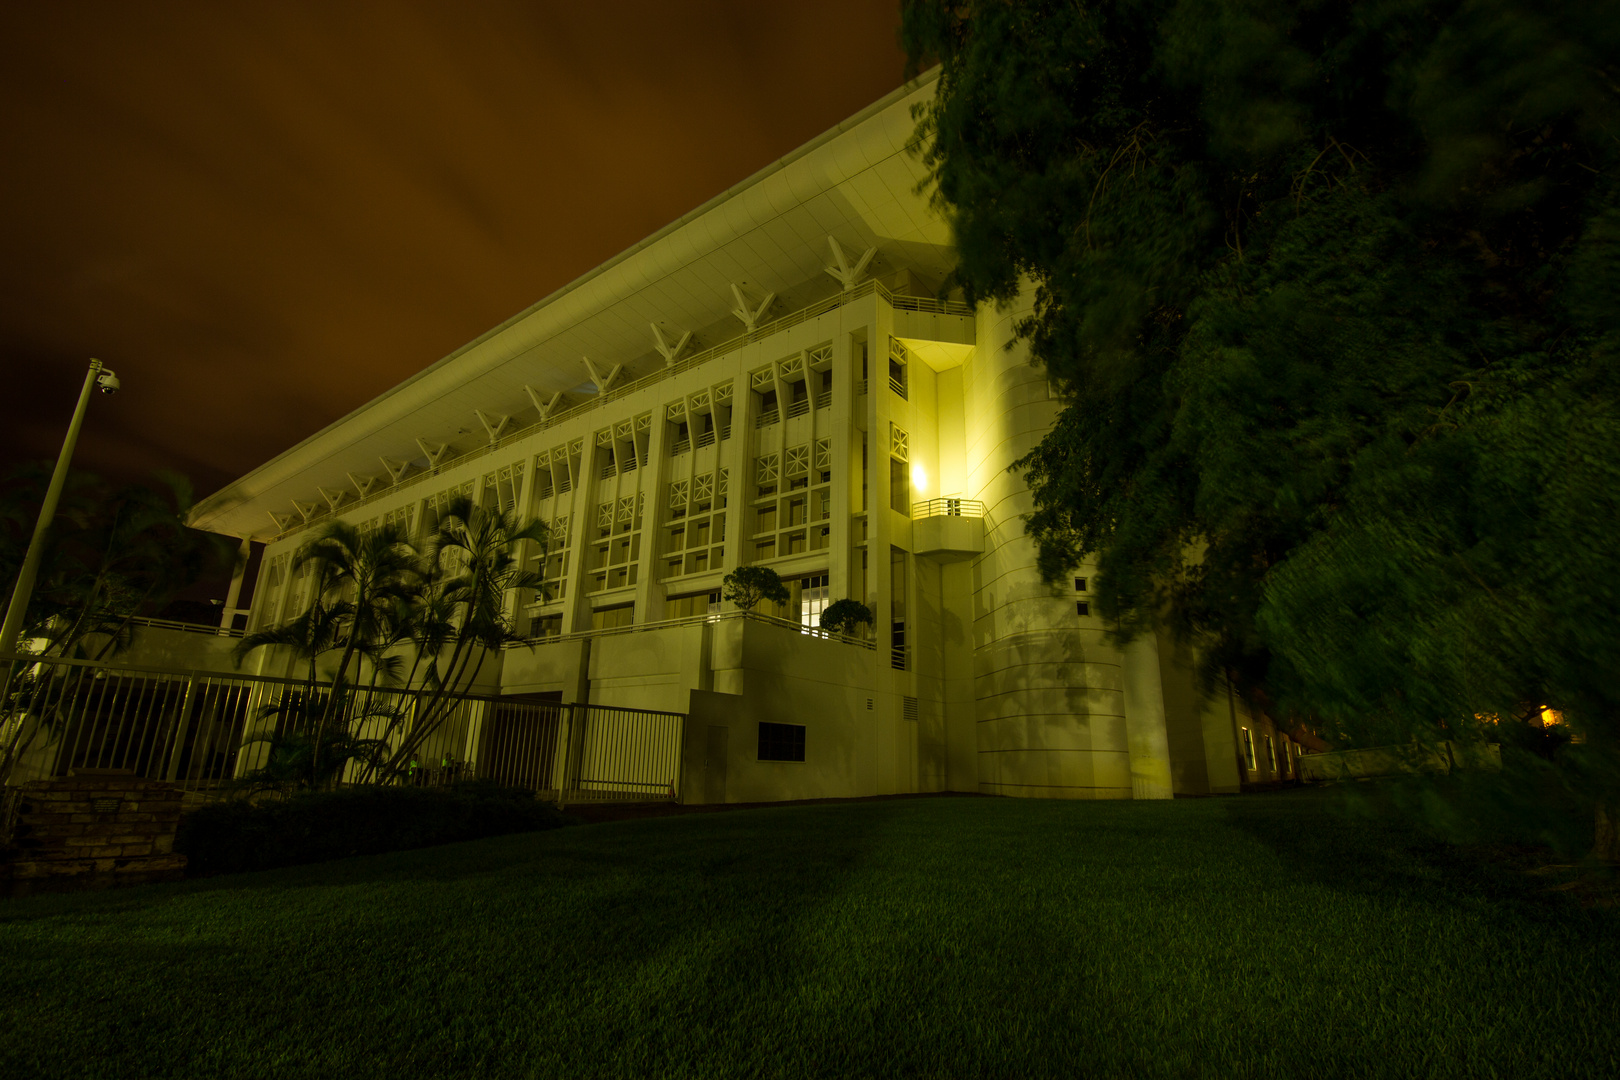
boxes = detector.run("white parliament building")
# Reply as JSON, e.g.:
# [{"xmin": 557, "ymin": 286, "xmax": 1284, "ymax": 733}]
[{"xmin": 186, "ymin": 72, "xmax": 1299, "ymax": 803}]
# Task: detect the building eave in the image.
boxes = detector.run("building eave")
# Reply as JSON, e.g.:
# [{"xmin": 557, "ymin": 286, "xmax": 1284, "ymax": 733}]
[{"xmin": 189, "ymin": 68, "xmax": 947, "ymax": 540}]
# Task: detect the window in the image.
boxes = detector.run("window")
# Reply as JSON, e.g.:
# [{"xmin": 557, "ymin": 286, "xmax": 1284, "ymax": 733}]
[
  {"xmin": 890, "ymin": 457, "xmax": 910, "ymax": 514},
  {"xmin": 1240, "ymin": 726, "xmax": 1257, "ymax": 772},
  {"xmin": 890, "ymin": 547, "xmax": 907, "ymax": 670},
  {"xmin": 758, "ymin": 722, "xmax": 805, "ymax": 762},
  {"xmin": 1264, "ymin": 734, "xmax": 1277, "ymax": 773},
  {"xmin": 1075, "ymin": 577, "xmax": 1088, "ymax": 592},
  {"xmin": 1076, "ymin": 601, "xmax": 1090, "ymax": 617},
  {"xmin": 1278, "ymin": 739, "xmax": 1292, "ymax": 778},
  {"xmin": 667, "ymin": 590, "xmax": 720, "ymax": 619},
  {"xmin": 800, "ymin": 574, "xmax": 829, "ymax": 628},
  {"xmin": 590, "ymin": 603, "xmax": 634, "ymax": 630}
]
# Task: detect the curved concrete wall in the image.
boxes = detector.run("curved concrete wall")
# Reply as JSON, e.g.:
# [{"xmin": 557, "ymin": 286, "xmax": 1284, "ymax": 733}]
[{"xmin": 964, "ymin": 292, "xmax": 1134, "ymax": 799}]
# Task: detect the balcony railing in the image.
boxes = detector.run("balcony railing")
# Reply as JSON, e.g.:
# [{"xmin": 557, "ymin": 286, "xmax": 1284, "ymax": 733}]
[
  {"xmin": 785, "ymin": 398, "xmax": 810, "ymax": 419},
  {"xmin": 889, "ymin": 375, "xmax": 907, "ymax": 399},
  {"xmin": 815, "ymin": 391, "xmax": 832, "ymax": 410},
  {"xmin": 671, "ymin": 438, "xmax": 691, "ymax": 456},
  {"xmin": 502, "ymin": 607, "xmax": 876, "ymax": 650},
  {"xmin": 126, "ymin": 615, "xmax": 244, "ymax": 639},
  {"xmin": 912, "ymin": 498, "xmax": 985, "ymax": 519},
  {"xmin": 694, "ymin": 429, "xmax": 715, "ymax": 449},
  {"xmin": 755, "ymin": 408, "xmax": 780, "ymax": 428}
]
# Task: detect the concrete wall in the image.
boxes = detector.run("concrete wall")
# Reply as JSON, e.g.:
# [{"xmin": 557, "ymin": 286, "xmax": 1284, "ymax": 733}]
[
  {"xmin": 108, "ymin": 626, "xmax": 244, "ymax": 674},
  {"xmin": 679, "ymin": 617, "xmax": 888, "ymax": 803},
  {"xmin": 962, "ymin": 291, "xmax": 1173, "ymax": 799}
]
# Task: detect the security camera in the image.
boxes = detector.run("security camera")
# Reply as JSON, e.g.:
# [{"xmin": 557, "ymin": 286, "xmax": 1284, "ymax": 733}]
[{"xmin": 96, "ymin": 369, "xmax": 120, "ymax": 395}]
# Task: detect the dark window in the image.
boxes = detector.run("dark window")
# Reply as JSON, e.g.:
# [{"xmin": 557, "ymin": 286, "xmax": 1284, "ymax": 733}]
[
  {"xmin": 1075, "ymin": 577, "xmax": 1088, "ymax": 592},
  {"xmin": 758, "ymin": 722, "xmax": 805, "ymax": 762},
  {"xmin": 1076, "ymin": 601, "xmax": 1090, "ymax": 617}
]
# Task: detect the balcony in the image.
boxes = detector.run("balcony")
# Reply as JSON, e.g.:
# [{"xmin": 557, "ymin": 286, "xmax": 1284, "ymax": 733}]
[{"xmin": 911, "ymin": 499, "xmax": 984, "ymax": 561}]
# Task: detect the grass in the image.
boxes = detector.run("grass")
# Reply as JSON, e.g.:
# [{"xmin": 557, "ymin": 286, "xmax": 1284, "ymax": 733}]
[{"xmin": 1, "ymin": 789, "xmax": 1616, "ymax": 1079}]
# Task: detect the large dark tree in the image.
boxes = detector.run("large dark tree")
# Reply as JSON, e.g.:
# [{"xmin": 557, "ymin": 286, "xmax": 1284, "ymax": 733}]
[
  {"xmin": 902, "ymin": 0, "xmax": 1620, "ymax": 850},
  {"xmin": 0, "ymin": 464, "xmax": 236, "ymax": 660}
]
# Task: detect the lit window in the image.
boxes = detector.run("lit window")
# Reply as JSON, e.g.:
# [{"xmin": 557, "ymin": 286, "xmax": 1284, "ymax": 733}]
[
  {"xmin": 1264, "ymin": 734, "xmax": 1277, "ymax": 773},
  {"xmin": 1240, "ymin": 726, "xmax": 1256, "ymax": 771},
  {"xmin": 800, "ymin": 574, "xmax": 829, "ymax": 629}
]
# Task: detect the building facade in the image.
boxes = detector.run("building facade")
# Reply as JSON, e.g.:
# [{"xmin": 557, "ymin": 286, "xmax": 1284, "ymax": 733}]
[{"xmin": 188, "ymin": 74, "xmax": 1298, "ymax": 803}]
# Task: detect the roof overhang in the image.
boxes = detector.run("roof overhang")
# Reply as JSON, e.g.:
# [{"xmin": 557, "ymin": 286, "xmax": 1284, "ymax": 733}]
[{"xmin": 189, "ymin": 68, "xmax": 949, "ymax": 540}]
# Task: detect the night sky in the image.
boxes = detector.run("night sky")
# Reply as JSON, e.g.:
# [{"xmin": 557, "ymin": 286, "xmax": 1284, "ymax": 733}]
[{"xmin": 0, "ymin": 1, "xmax": 908, "ymax": 501}]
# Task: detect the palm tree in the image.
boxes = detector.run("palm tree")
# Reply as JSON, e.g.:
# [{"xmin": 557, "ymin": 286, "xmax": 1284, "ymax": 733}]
[
  {"xmin": 234, "ymin": 520, "xmax": 418, "ymax": 787},
  {"xmin": 0, "ymin": 469, "xmax": 236, "ymax": 786},
  {"xmin": 374, "ymin": 496, "xmax": 546, "ymax": 783},
  {"xmin": 236, "ymin": 498, "xmax": 548, "ymax": 789},
  {"xmin": 1, "ymin": 468, "xmax": 237, "ymax": 664}
]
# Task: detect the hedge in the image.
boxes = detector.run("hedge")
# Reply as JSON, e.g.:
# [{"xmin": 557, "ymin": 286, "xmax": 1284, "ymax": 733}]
[{"xmin": 175, "ymin": 782, "xmax": 579, "ymax": 877}]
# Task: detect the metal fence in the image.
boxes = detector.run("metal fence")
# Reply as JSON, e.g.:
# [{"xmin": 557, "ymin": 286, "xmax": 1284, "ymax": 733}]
[{"xmin": 0, "ymin": 653, "xmax": 685, "ymax": 805}]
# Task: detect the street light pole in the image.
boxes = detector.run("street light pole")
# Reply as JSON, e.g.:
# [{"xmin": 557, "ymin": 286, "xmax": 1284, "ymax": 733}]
[{"xmin": 0, "ymin": 357, "xmax": 119, "ymax": 658}]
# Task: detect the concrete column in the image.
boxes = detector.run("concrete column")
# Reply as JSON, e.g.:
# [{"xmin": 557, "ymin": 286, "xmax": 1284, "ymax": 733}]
[
  {"xmin": 718, "ymin": 373, "xmax": 747, "ymax": 578},
  {"xmin": 559, "ymin": 443, "xmax": 595, "ymax": 633},
  {"xmin": 218, "ymin": 538, "xmax": 252, "ymax": 635},
  {"xmin": 506, "ymin": 452, "xmax": 540, "ymax": 625},
  {"xmin": 633, "ymin": 409, "xmax": 668, "ymax": 619},
  {"xmin": 1122, "ymin": 632, "xmax": 1174, "ymax": 799}
]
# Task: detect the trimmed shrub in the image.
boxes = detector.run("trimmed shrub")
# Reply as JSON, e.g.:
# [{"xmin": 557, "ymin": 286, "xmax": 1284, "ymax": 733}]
[{"xmin": 175, "ymin": 782, "xmax": 579, "ymax": 877}]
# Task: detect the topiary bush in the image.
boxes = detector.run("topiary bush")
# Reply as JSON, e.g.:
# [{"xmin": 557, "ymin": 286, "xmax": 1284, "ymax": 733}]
[
  {"xmin": 175, "ymin": 782, "xmax": 579, "ymax": 877},
  {"xmin": 819, "ymin": 598, "xmax": 875, "ymax": 637}
]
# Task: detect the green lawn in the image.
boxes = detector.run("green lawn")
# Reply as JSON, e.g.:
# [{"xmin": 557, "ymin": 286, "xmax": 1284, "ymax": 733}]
[{"xmin": 1, "ymin": 790, "xmax": 1616, "ymax": 1079}]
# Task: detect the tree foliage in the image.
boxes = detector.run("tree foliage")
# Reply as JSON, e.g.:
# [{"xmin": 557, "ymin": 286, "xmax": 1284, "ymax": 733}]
[
  {"xmin": 0, "ymin": 464, "xmax": 238, "ymax": 660},
  {"xmin": 233, "ymin": 495, "xmax": 547, "ymax": 789},
  {"xmin": 721, "ymin": 565, "xmax": 790, "ymax": 613},
  {"xmin": 902, "ymin": 1, "xmax": 1620, "ymax": 793},
  {"xmin": 819, "ymin": 598, "xmax": 875, "ymax": 636}
]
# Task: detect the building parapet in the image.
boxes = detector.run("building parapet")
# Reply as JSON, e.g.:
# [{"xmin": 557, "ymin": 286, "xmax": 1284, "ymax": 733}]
[{"xmin": 501, "ymin": 608, "xmax": 875, "ymax": 651}]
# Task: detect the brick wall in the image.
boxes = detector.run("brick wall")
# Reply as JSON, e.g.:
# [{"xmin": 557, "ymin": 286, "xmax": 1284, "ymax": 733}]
[{"xmin": 0, "ymin": 769, "xmax": 187, "ymax": 897}]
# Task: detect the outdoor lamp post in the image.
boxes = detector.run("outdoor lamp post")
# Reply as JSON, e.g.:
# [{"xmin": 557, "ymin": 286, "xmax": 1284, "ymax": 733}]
[{"xmin": 0, "ymin": 358, "xmax": 120, "ymax": 658}]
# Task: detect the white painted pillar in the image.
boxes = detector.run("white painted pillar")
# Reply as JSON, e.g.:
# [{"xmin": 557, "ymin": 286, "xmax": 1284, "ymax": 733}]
[
  {"xmin": 1122, "ymin": 631, "xmax": 1175, "ymax": 799},
  {"xmin": 218, "ymin": 538, "xmax": 252, "ymax": 635}
]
